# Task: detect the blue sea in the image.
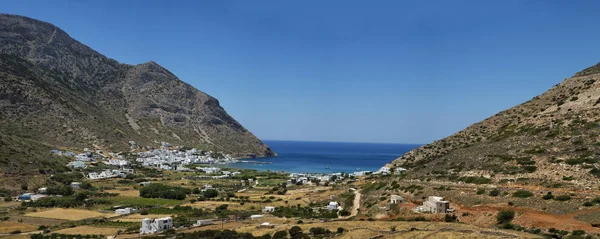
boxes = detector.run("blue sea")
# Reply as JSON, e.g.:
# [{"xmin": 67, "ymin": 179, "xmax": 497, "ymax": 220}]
[{"xmin": 229, "ymin": 140, "xmax": 419, "ymax": 174}]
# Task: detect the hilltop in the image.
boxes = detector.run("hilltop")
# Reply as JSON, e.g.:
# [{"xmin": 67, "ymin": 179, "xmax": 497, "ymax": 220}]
[
  {"xmin": 389, "ymin": 61, "xmax": 600, "ymax": 188},
  {"xmin": 0, "ymin": 14, "xmax": 274, "ymax": 175}
]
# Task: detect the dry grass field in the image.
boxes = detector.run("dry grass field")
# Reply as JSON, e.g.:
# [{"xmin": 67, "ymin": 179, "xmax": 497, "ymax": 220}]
[
  {"xmin": 169, "ymin": 219, "xmax": 540, "ymax": 239},
  {"xmin": 105, "ymin": 188, "xmax": 140, "ymax": 197},
  {"xmin": 53, "ymin": 226, "xmax": 125, "ymax": 235},
  {"xmin": 0, "ymin": 221, "xmax": 38, "ymax": 233},
  {"xmin": 24, "ymin": 208, "xmax": 117, "ymax": 221}
]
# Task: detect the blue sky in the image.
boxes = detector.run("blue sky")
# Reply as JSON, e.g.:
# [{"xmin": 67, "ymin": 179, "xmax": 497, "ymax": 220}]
[{"xmin": 4, "ymin": 1, "xmax": 600, "ymax": 144}]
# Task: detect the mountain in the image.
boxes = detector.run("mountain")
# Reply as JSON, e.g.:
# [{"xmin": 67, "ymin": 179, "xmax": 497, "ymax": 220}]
[
  {"xmin": 0, "ymin": 14, "xmax": 274, "ymax": 175},
  {"xmin": 389, "ymin": 62, "xmax": 600, "ymax": 187}
]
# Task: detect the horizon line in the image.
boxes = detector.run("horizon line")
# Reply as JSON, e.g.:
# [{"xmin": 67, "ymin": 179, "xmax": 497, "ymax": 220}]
[{"xmin": 261, "ymin": 139, "xmax": 424, "ymax": 145}]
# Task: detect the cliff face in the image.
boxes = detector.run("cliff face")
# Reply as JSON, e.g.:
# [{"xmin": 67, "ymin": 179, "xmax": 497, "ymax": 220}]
[
  {"xmin": 389, "ymin": 62, "xmax": 600, "ymax": 187},
  {"xmin": 0, "ymin": 14, "xmax": 274, "ymax": 174}
]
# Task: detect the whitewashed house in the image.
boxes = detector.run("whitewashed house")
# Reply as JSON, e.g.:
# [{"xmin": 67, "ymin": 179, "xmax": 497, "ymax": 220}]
[
  {"xmin": 140, "ymin": 217, "xmax": 173, "ymax": 234},
  {"xmin": 115, "ymin": 207, "xmax": 139, "ymax": 215},
  {"xmin": 194, "ymin": 219, "xmax": 213, "ymax": 226},
  {"xmin": 262, "ymin": 206, "xmax": 275, "ymax": 213},
  {"xmin": 250, "ymin": 215, "xmax": 264, "ymax": 220},
  {"xmin": 390, "ymin": 195, "xmax": 403, "ymax": 204},
  {"xmin": 327, "ymin": 202, "xmax": 341, "ymax": 211},
  {"xmin": 415, "ymin": 196, "xmax": 450, "ymax": 213}
]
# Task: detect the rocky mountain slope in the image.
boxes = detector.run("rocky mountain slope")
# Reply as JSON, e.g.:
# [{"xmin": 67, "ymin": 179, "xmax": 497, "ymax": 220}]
[
  {"xmin": 390, "ymin": 62, "xmax": 600, "ymax": 187},
  {"xmin": 0, "ymin": 14, "xmax": 274, "ymax": 175}
]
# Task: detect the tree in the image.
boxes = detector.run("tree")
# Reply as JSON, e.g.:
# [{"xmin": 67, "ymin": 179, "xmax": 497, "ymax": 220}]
[
  {"xmin": 496, "ymin": 210, "xmax": 515, "ymax": 224},
  {"xmin": 203, "ymin": 189, "xmax": 219, "ymax": 198},
  {"xmin": 272, "ymin": 230, "xmax": 287, "ymax": 239},
  {"xmin": 289, "ymin": 226, "xmax": 304, "ymax": 239},
  {"xmin": 489, "ymin": 188, "xmax": 500, "ymax": 197}
]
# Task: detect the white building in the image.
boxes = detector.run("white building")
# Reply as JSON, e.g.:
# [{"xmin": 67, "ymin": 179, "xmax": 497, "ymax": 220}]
[
  {"xmin": 197, "ymin": 167, "xmax": 221, "ymax": 174},
  {"xmin": 416, "ymin": 196, "xmax": 450, "ymax": 213},
  {"xmin": 115, "ymin": 207, "xmax": 139, "ymax": 215},
  {"xmin": 390, "ymin": 195, "xmax": 403, "ymax": 204},
  {"xmin": 375, "ymin": 166, "xmax": 391, "ymax": 175},
  {"xmin": 327, "ymin": 201, "xmax": 341, "ymax": 211},
  {"xmin": 250, "ymin": 215, "xmax": 264, "ymax": 220},
  {"xmin": 38, "ymin": 187, "xmax": 47, "ymax": 194},
  {"xmin": 262, "ymin": 206, "xmax": 275, "ymax": 213},
  {"xmin": 194, "ymin": 219, "xmax": 214, "ymax": 226},
  {"xmin": 140, "ymin": 217, "xmax": 173, "ymax": 234},
  {"xmin": 105, "ymin": 159, "xmax": 130, "ymax": 166},
  {"xmin": 67, "ymin": 161, "xmax": 86, "ymax": 169}
]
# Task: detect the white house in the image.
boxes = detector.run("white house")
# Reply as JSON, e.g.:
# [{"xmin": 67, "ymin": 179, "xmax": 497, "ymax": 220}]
[
  {"xmin": 327, "ymin": 201, "xmax": 341, "ymax": 211},
  {"xmin": 140, "ymin": 217, "xmax": 173, "ymax": 234},
  {"xmin": 67, "ymin": 161, "xmax": 86, "ymax": 169},
  {"xmin": 262, "ymin": 206, "xmax": 275, "ymax": 213},
  {"xmin": 417, "ymin": 196, "xmax": 450, "ymax": 213},
  {"xmin": 105, "ymin": 159, "xmax": 130, "ymax": 166},
  {"xmin": 115, "ymin": 207, "xmax": 139, "ymax": 215},
  {"xmin": 38, "ymin": 187, "xmax": 47, "ymax": 194},
  {"xmin": 197, "ymin": 167, "xmax": 221, "ymax": 174},
  {"xmin": 250, "ymin": 215, "xmax": 264, "ymax": 220},
  {"xmin": 390, "ymin": 195, "xmax": 403, "ymax": 204},
  {"xmin": 375, "ymin": 166, "xmax": 391, "ymax": 175},
  {"xmin": 70, "ymin": 182, "xmax": 81, "ymax": 189}
]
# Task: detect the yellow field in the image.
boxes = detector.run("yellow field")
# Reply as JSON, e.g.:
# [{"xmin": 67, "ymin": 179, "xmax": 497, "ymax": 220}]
[
  {"xmin": 115, "ymin": 214, "xmax": 173, "ymax": 222},
  {"xmin": 25, "ymin": 208, "xmax": 117, "ymax": 221},
  {"xmin": 53, "ymin": 226, "xmax": 125, "ymax": 235},
  {"xmin": 0, "ymin": 221, "xmax": 38, "ymax": 233}
]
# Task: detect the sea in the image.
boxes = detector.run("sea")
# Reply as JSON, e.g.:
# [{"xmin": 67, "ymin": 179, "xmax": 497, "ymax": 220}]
[{"xmin": 229, "ymin": 140, "xmax": 419, "ymax": 174}]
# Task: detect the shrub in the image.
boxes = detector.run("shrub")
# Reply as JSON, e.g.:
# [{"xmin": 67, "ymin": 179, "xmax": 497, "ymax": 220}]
[
  {"xmin": 489, "ymin": 188, "xmax": 500, "ymax": 197},
  {"xmin": 496, "ymin": 210, "xmax": 515, "ymax": 224},
  {"xmin": 203, "ymin": 189, "xmax": 219, "ymax": 199},
  {"xmin": 139, "ymin": 184, "xmax": 189, "ymax": 200},
  {"xmin": 444, "ymin": 214, "xmax": 458, "ymax": 222},
  {"xmin": 512, "ymin": 190, "xmax": 533, "ymax": 198},
  {"xmin": 572, "ymin": 230, "xmax": 585, "ymax": 236},
  {"xmin": 583, "ymin": 201, "xmax": 594, "ymax": 207},
  {"xmin": 10, "ymin": 230, "xmax": 21, "ymax": 234},
  {"xmin": 309, "ymin": 227, "xmax": 331, "ymax": 235},
  {"xmin": 272, "ymin": 230, "xmax": 287, "ymax": 239},
  {"xmin": 554, "ymin": 195, "xmax": 571, "ymax": 201},
  {"xmin": 542, "ymin": 192, "xmax": 554, "ymax": 200},
  {"xmin": 476, "ymin": 189, "xmax": 486, "ymax": 195},
  {"xmin": 336, "ymin": 227, "xmax": 345, "ymax": 233}
]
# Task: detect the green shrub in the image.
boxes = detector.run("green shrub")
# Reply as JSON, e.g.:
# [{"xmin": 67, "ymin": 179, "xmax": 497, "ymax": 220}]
[
  {"xmin": 542, "ymin": 192, "xmax": 554, "ymax": 200},
  {"xmin": 583, "ymin": 201, "xmax": 594, "ymax": 207},
  {"xmin": 489, "ymin": 188, "xmax": 500, "ymax": 197},
  {"xmin": 512, "ymin": 190, "xmax": 533, "ymax": 198},
  {"xmin": 476, "ymin": 189, "xmax": 485, "ymax": 195},
  {"xmin": 554, "ymin": 195, "xmax": 571, "ymax": 201},
  {"xmin": 496, "ymin": 210, "xmax": 515, "ymax": 224}
]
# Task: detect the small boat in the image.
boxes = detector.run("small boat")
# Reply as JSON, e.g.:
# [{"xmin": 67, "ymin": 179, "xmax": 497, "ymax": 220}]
[{"xmin": 325, "ymin": 165, "xmax": 330, "ymax": 169}]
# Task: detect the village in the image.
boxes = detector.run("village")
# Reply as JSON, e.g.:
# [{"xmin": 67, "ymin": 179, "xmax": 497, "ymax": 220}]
[{"xmin": 0, "ymin": 141, "xmax": 474, "ymax": 239}]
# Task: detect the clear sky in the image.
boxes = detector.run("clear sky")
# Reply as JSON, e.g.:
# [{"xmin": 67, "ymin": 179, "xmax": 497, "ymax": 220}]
[{"xmin": 4, "ymin": 1, "xmax": 600, "ymax": 144}]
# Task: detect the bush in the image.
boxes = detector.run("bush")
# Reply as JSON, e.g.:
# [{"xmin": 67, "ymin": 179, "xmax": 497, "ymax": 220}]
[
  {"xmin": 476, "ymin": 189, "xmax": 486, "ymax": 195},
  {"xmin": 542, "ymin": 192, "xmax": 554, "ymax": 200},
  {"xmin": 10, "ymin": 230, "xmax": 21, "ymax": 234},
  {"xmin": 444, "ymin": 214, "xmax": 458, "ymax": 222},
  {"xmin": 336, "ymin": 227, "xmax": 345, "ymax": 233},
  {"xmin": 512, "ymin": 190, "xmax": 533, "ymax": 198},
  {"xmin": 272, "ymin": 230, "xmax": 287, "ymax": 239},
  {"xmin": 554, "ymin": 195, "xmax": 571, "ymax": 201},
  {"xmin": 139, "ymin": 184, "xmax": 190, "ymax": 200},
  {"xmin": 496, "ymin": 210, "xmax": 515, "ymax": 224},
  {"xmin": 309, "ymin": 227, "xmax": 331, "ymax": 235},
  {"xmin": 289, "ymin": 226, "xmax": 303, "ymax": 239},
  {"xmin": 203, "ymin": 189, "xmax": 219, "ymax": 199},
  {"xmin": 572, "ymin": 230, "xmax": 585, "ymax": 236},
  {"xmin": 583, "ymin": 201, "xmax": 594, "ymax": 207},
  {"xmin": 489, "ymin": 188, "xmax": 500, "ymax": 197}
]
